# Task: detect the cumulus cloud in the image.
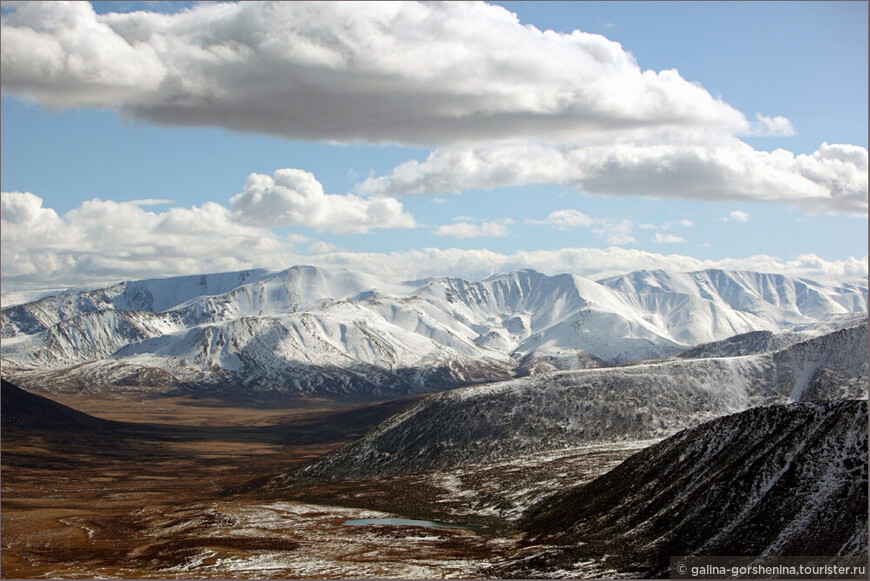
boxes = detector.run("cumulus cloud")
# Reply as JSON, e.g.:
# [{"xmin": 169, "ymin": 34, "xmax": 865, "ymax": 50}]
[
  {"xmin": 1, "ymin": 1, "xmax": 752, "ymax": 145},
  {"xmin": 594, "ymin": 219, "xmax": 635, "ymax": 245},
  {"xmin": 286, "ymin": 232, "xmax": 312, "ymax": 245},
  {"xmin": 0, "ymin": 191, "xmax": 68, "ymax": 249},
  {"xmin": 638, "ymin": 219, "xmax": 694, "ymax": 230},
  {"xmin": 0, "ymin": 191, "xmax": 288, "ymax": 287},
  {"xmin": 724, "ymin": 210, "xmax": 751, "ymax": 223},
  {"xmin": 358, "ymin": 141, "xmax": 868, "ymax": 215},
  {"xmin": 229, "ymin": 168, "xmax": 416, "ymax": 234},
  {"xmin": 307, "ymin": 241, "xmax": 343, "ymax": 254},
  {"xmin": 295, "ymin": 247, "xmax": 870, "ymax": 285},
  {"xmin": 527, "ymin": 209, "xmax": 594, "ymax": 230},
  {"xmin": 127, "ymin": 198, "xmax": 174, "ymax": 206},
  {"xmin": 751, "ymin": 113, "xmax": 796, "ymax": 137},
  {"xmin": 1, "ymin": 175, "xmax": 416, "ymax": 288},
  {"xmin": 6, "ymin": 1, "xmax": 861, "ymax": 218},
  {"xmin": 0, "ymin": 1, "xmax": 165, "ymax": 107},
  {"xmin": 526, "ymin": 210, "xmax": 635, "ymax": 245},
  {"xmin": 2, "ymin": 192, "xmax": 865, "ymax": 290},
  {"xmin": 435, "ymin": 218, "xmax": 514, "ymax": 239},
  {"xmin": 654, "ymin": 233, "xmax": 686, "ymax": 244}
]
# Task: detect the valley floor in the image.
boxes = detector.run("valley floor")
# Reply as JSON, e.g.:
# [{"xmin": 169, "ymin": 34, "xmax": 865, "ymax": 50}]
[{"xmin": 1, "ymin": 392, "xmax": 647, "ymax": 579}]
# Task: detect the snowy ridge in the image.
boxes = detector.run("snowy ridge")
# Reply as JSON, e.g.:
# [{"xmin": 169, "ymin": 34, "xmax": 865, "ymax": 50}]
[
  {"xmin": 2, "ymin": 266, "xmax": 867, "ymax": 397},
  {"xmin": 0, "ymin": 269, "xmax": 273, "ymax": 338},
  {"xmin": 676, "ymin": 312, "xmax": 868, "ymax": 359},
  {"xmin": 600, "ymin": 269, "xmax": 867, "ymax": 322},
  {"xmin": 498, "ymin": 400, "xmax": 868, "ymax": 578},
  {"xmin": 298, "ymin": 320, "xmax": 867, "ymax": 478},
  {"xmin": 1, "ymin": 288, "xmax": 75, "ymax": 309}
]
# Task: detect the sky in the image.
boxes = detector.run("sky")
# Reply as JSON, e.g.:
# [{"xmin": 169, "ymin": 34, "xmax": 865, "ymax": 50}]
[{"xmin": 1, "ymin": 1, "xmax": 867, "ymax": 291}]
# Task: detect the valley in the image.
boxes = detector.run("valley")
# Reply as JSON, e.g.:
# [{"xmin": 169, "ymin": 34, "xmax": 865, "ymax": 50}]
[
  {"xmin": 3, "ymin": 1, "xmax": 866, "ymax": 578},
  {"xmin": 0, "ymin": 382, "xmax": 644, "ymax": 578},
  {"xmin": 2, "ymin": 374, "xmax": 867, "ymax": 578},
  {"xmin": 2, "ymin": 266, "xmax": 868, "ymax": 579}
]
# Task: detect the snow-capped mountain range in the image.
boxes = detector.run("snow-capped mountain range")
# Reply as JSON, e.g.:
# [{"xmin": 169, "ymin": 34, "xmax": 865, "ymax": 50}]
[{"xmin": 1, "ymin": 266, "xmax": 867, "ymax": 397}]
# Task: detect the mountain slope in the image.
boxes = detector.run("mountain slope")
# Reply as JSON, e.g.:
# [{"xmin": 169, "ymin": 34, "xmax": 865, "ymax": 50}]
[
  {"xmin": 1, "ymin": 378, "xmax": 117, "ymax": 431},
  {"xmin": 676, "ymin": 312, "xmax": 868, "ymax": 359},
  {"xmin": 2, "ymin": 266, "xmax": 866, "ymax": 398},
  {"xmin": 0, "ymin": 270, "xmax": 274, "ymax": 339},
  {"xmin": 298, "ymin": 320, "xmax": 867, "ymax": 478},
  {"xmin": 599, "ymin": 269, "xmax": 867, "ymax": 324},
  {"xmin": 496, "ymin": 400, "xmax": 868, "ymax": 578}
]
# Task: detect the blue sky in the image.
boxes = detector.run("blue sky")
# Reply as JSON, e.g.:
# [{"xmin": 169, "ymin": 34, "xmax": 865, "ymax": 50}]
[{"xmin": 1, "ymin": 1, "xmax": 867, "ymax": 290}]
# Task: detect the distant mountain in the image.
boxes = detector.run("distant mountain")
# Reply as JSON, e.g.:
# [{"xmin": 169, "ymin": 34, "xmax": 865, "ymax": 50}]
[
  {"xmin": 298, "ymin": 320, "xmax": 867, "ymax": 478},
  {"xmin": 2, "ymin": 266, "xmax": 866, "ymax": 398},
  {"xmin": 1, "ymin": 269, "xmax": 275, "ymax": 336},
  {"xmin": 676, "ymin": 312, "xmax": 867, "ymax": 359},
  {"xmin": 493, "ymin": 399, "xmax": 868, "ymax": 578},
  {"xmin": 599, "ymin": 269, "xmax": 867, "ymax": 325}
]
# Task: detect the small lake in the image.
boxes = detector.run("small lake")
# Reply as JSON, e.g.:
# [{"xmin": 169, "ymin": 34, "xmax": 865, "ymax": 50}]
[{"xmin": 343, "ymin": 518, "xmax": 483, "ymax": 531}]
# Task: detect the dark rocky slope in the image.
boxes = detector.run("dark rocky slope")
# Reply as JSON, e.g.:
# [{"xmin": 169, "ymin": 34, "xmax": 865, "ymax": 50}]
[
  {"xmin": 492, "ymin": 400, "xmax": 868, "ymax": 578},
  {"xmin": 1, "ymin": 377, "xmax": 117, "ymax": 431},
  {"xmin": 297, "ymin": 322, "xmax": 867, "ymax": 479}
]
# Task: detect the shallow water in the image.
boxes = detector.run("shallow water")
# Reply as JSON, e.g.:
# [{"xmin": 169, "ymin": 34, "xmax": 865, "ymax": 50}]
[{"xmin": 343, "ymin": 518, "xmax": 482, "ymax": 530}]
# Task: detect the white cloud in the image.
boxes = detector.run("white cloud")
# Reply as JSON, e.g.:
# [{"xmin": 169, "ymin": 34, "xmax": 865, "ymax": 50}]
[
  {"xmin": 751, "ymin": 113, "xmax": 796, "ymax": 137},
  {"xmin": 790, "ymin": 143, "xmax": 869, "ymax": 214},
  {"xmin": 724, "ymin": 210, "xmax": 751, "ymax": 223},
  {"xmin": 127, "ymin": 198, "xmax": 174, "ymax": 206},
  {"xmin": 527, "ymin": 210, "xmax": 634, "ymax": 245},
  {"xmin": 286, "ymin": 232, "xmax": 312, "ymax": 245},
  {"xmin": 642, "ymin": 219, "xmax": 694, "ymax": 230},
  {"xmin": 5, "ymin": 1, "xmax": 862, "ymax": 220},
  {"xmin": 594, "ymin": 219, "xmax": 635, "ymax": 246},
  {"xmin": 357, "ymin": 144, "xmax": 570, "ymax": 196},
  {"xmin": 290, "ymin": 247, "xmax": 870, "ymax": 285},
  {"xmin": 654, "ymin": 233, "xmax": 686, "ymax": 244},
  {"xmin": 307, "ymin": 241, "xmax": 343, "ymax": 254},
  {"xmin": 1, "ymin": 191, "xmax": 288, "ymax": 287},
  {"xmin": 435, "ymin": 219, "xmax": 514, "ymax": 239},
  {"xmin": 358, "ymin": 141, "xmax": 868, "ymax": 215},
  {"xmin": 0, "ymin": 180, "xmax": 413, "ymax": 288},
  {"xmin": 0, "ymin": 1, "xmax": 751, "ymax": 145},
  {"xmin": 0, "ymin": 2, "xmax": 165, "ymax": 107},
  {"xmin": 229, "ymin": 168, "xmax": 416, "ymax": 234},
  {"xmin": 2, "ymin": 193, "xmax": 865, "ymax": 290},
  {"xmin": 527, "ymin": 209, "xmax": 593, "ymax": 230},
  {"xmin": 0, "ymin": 191, "xmax": 67, "ymax": 250}
]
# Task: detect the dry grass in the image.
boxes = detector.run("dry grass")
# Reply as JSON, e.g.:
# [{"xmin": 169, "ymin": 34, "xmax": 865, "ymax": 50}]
[{"xmin": 1, "ymin": 391, "xmax": 644, "ymax": 578}]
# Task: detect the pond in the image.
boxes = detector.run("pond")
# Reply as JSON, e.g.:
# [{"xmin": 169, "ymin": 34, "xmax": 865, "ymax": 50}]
[{"xmin": 342, "ymin": 518, "xmax": 483, "ymax": 531}]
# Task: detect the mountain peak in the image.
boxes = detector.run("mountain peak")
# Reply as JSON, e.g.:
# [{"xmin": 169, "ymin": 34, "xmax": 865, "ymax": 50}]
[
  {"xmin": 2, "ymin": 266, "xmax": 866, "ymax": 398},
  {"xmin": 483, "ymin": 268, "xmax": 545, "ymax": 282}
]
